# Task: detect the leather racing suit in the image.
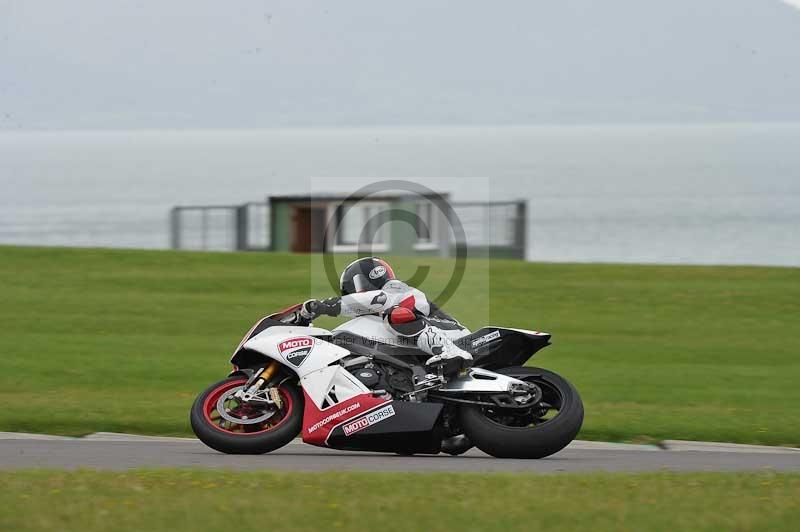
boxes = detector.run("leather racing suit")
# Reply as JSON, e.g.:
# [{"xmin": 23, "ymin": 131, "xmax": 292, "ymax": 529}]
[{"xmin": 301, "ymin": 279, "xmax": 473, "ymax": 369}]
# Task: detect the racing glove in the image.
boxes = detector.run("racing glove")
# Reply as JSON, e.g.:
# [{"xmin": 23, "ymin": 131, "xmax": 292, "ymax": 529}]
[{"xmin": 300, "ymin": 298, "xmax": 341, "ymax": 320}]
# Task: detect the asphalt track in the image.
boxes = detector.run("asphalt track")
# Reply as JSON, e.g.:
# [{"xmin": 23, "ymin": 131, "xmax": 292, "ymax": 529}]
[{"xmin": 1, "ymin": 434, "xmax": 799, "ymax": 473}]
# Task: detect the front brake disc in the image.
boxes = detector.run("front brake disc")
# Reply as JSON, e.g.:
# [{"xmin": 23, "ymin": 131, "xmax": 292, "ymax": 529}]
[{"xmin": 216, "ymin": 387, "xmax": 277, "ymax": 425}]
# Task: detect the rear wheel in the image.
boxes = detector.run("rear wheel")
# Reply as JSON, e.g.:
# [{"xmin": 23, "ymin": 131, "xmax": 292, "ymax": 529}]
[
  {"xmin": 190, "ymin": 376, "xmax": 303, "ymax": 455},
  {"xmin": 459, "ymin": 367, "xmax": 583, "ymax": 459}
]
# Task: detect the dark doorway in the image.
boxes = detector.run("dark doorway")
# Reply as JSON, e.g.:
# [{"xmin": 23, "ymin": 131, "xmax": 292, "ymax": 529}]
[{"xmin": 291, "ymin": 207, "xmax": 327, "ymax": 253}]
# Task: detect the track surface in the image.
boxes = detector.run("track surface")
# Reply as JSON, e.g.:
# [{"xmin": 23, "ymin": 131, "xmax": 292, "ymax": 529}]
[{"xmin": 1, "ymin": 437, "xmax": 798, "ymax": 473}]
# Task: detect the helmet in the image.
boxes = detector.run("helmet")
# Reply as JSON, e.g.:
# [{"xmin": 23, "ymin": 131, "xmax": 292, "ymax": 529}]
[{"xmin": 339, "ymin": 257, "xmax": 396, "ymax": 296}]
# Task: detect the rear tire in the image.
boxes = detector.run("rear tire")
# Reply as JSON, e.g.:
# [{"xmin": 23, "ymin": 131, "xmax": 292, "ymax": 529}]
[
  {"xmin": 190, "ymin": 376, "xmax": 303, "ymax": 455},
  {"xmin": 459, "ymin": 367, "xmax": 583, "ymax": 459}
]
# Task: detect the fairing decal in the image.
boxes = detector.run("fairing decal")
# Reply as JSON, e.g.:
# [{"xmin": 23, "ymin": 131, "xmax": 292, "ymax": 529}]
[
  {"xmin": 278, "ymin": 337, "xmax": 315, "ymax": 367},
  {"xmin": 301, "ymin": 391, "xmax": 391, "ymax": 447}
]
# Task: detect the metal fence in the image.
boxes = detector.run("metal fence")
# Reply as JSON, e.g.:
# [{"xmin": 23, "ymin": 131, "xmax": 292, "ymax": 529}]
[
  {"xmin": 451, "ymin": 201, "xmax": 527, "ymax": 259},
  {"xmin": 170, "ymin": 202, "xmax": 269, "ymax": 251}
]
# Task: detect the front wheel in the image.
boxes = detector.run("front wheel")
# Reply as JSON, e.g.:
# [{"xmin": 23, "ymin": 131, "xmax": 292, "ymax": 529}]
[
  {"xmin": 190, "ymin": 376, "xmax": 303, "ymax": 455},
  {"xmin": 459, "ymin": 367, "xmax": 583, "ymax": 459}
]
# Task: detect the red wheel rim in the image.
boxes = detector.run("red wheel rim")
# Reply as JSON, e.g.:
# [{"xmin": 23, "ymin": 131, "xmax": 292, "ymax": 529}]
[{"xmin": 202, "ymin": 378, "xmax": 293, "ymax": 436}]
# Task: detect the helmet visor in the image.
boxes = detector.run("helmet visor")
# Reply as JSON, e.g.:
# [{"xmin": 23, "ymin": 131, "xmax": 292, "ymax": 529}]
[{"xmin": 353, "ymin": 273, "xmax": 374, "ymax": 293}]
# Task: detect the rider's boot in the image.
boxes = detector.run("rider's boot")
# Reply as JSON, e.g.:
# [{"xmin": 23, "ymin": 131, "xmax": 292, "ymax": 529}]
[{"xmin": 417, "ymin": 327, "xmax": 473, "ymax": 375}]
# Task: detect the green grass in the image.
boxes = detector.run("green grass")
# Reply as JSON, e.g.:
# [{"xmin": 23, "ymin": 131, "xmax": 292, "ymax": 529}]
[
  {"xmin": 1, "ymin": 470, "xmax": 798, "ymax": 532},
  {"xmin": 0, "ymin": 245, "xmax": 799, "ymax": 445}
]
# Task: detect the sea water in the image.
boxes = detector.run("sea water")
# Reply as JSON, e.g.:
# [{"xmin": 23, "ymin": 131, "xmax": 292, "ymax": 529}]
[{"xmin": 1, "ymin": 123, "xmax": 798, "ymax": 265}]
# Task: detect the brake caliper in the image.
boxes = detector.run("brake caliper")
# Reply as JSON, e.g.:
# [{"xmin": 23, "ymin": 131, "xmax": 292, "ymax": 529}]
[
  {"xmin": 268, "ymin": 388, "xmax": 283, "ymax": 409},
  {"xmin": 509, "ymin": 382, "xmax": 543, "ymax": 406}
]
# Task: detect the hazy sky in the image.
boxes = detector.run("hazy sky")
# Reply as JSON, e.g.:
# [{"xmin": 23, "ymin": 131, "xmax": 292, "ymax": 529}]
[{"xmin": 1, "ymin": 0, "xmax": 799, "ymax": 129}]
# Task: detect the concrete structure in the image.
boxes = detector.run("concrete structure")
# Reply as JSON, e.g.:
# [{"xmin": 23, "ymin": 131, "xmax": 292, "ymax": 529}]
[
  {"xmin": 170, "ymin": 193, "xmax": 527, "ymax": 259},
  {"xmin": 269, "ymin": 193, "xmax": 451, "ymax": 257}
]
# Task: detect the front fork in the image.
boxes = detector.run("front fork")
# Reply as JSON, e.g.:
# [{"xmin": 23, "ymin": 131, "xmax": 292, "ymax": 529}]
[{"xmin": 235, "ymin": 361, "xmax": 284, "ymax": 408}]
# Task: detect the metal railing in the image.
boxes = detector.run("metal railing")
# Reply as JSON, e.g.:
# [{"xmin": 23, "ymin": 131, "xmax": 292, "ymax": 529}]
[
  {"xmin": 170, "ymin": 202, "xmax": 269, "ymax": 251},
  {"xmin": 450, "ymin": 201, "xmax": 527, "ymax": 259}
]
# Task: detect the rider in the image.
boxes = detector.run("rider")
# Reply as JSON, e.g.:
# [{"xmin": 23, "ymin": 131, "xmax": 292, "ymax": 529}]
[{"xmin": 299, "ymin": 257, "xmax": 473, "ymax": 373}]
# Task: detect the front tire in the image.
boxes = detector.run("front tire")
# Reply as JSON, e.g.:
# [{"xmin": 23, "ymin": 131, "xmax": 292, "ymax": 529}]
[
  {"xmin": 459, "ymin": 367, "xmax": 583, "ymax": 459},
  {"xmin": 190, "ymin": 376, "xmax": 303, "ymax": 455}
]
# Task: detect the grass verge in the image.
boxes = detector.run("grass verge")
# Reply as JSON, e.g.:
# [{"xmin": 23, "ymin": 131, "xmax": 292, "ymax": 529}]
[
  {"xmin": 0, "ymin": 246, "xmax": 798, "ymax": 445},
  {"xmin": 1, "ymin": 470, "xmax": 798, "ymax": 532}
]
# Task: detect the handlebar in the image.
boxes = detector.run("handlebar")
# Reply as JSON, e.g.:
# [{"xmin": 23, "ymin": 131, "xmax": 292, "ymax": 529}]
[{"xmin": 266, "ymin": 303, "xmax": 305, "ymax": 323}]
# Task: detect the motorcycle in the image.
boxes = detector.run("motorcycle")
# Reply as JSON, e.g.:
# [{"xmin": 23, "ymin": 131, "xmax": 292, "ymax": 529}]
[{"xmin": 190, "ymin": 303, "xmax": 584, "ymax": 459}]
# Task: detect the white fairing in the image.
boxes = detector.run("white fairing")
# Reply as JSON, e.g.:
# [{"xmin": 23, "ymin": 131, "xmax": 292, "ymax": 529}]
[
  {"xmin": 300, "ymin": 364, "xmax": 370, "ymax": 409},
  {"xmin": 243, "ymin": 325, "xmax": 345, "ymax": 378},
  {"xmin": 242, "ymin": 325, "xmax": 370, "ymax": 410},
  {"xmin": 242, "ymin": 323, "xmax": 538, "ymax": 410},
  {"xmin": 333, "ymin": 315, "xmax": 468, "ymax": 342},
  {"xmin": 333, "ymin": 315, "xmax": 398, "ymax": 345}
]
